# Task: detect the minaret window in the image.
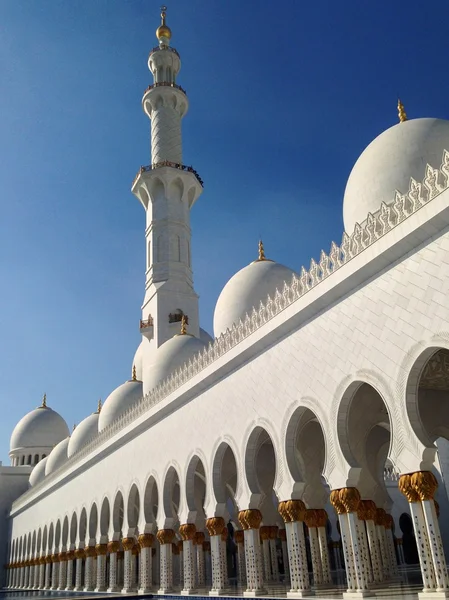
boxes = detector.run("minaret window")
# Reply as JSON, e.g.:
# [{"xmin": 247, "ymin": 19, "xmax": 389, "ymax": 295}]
[{"xmin": 169, "ymin": 310, "xmax": 188, "ymax": 324}]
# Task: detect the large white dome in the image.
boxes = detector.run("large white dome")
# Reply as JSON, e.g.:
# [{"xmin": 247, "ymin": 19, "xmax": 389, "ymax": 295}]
[
  {"xmin": 67, "ymin": 412, "xmax": 99, "ymax": 458},
  {"xmin": 343, "ymin": 117, "xmax": 449, "ymax": 234},
  {"xmin": 98, "ymin": 379, "xmax": 143, "ymax": 432},
  {"xmin": 45, "ymin": 437, "xmax": 70, "ymax": 476},
  {"xmin": 10, "ymin": 403, "xmax": 70, "ymax": 454},
  {"xmin": 143, "ymin": 334, "xmax": 206, "ymax": 395},
  {"xmin": 213, "ymin": 259, "xmax": 297, "ymax": 338},
  {"xmin": 29, "ymin": 456, "xmax": 48, "ymax": 487}
]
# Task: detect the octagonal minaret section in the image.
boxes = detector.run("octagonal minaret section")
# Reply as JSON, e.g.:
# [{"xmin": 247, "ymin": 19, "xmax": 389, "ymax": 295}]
[{"xmin": 132, "ymin": 7, "xmax": 203, "ymax": 348}]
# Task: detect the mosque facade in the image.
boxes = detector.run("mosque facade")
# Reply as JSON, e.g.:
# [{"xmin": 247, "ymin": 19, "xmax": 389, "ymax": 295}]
[{"xmin": 4, "ymin": 8, "xmax": 449, "ymax": 599}]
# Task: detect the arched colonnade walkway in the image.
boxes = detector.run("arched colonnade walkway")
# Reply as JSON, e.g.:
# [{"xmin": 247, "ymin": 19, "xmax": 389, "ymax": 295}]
[{"xmin": 5, "ymin": 347, "xmax": 449, "ymax": 598}]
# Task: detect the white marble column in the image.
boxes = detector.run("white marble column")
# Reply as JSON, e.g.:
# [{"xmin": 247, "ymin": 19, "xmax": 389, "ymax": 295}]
[
  {"xmin": 44, "ymin": 557, "xmax": 52, "ymax": 589},
  {"xmin": 84, "ymin": 546, "xmax": 96, "ymax": 591},
  {"xmin": 74, "ymin": 548, "xmax": 84, "ymax": 591},
  {"xmin": 354, "ymin": 514, "xmax": 373, "ymax": 584},
  {"xmin": 107, "ymin": 541, "xmax": 120, "ymax": 592},
  {"xmin": 157, "ymin": 529, "xmax": 175, "ymax": 594},
  {"xmin": 221, "ymin": 528, "xmax": 228, "ymax": 587},
  {"xmin": 260, "ymin": 527, "xmax": 271, "ymax": 583},
  {"xmin": 242, "ymin": 523, "xmax": 265, "ymax": 595},
  {"xmin": 121, "ymin": 537, "xmax": 137, "ymax": 593},
  {"xmin": 58, "ymin": 553, "xmax": 67, "ymax": 590},
  {"xmin": 411, "ymin": 471, "xmax": 449, "ymax": 593},
  {"xmin": 180, "ymin": 523, "xmax": 197, "ymax": 595},
  {"xmin": 305, "ymin": 511, "xmax": 323, "ymax": 588},
  {"xmin": 235, "ymin": 531, "xmax": 247, "ymax": 587},
  {"xmin": 138, "ymin": 534, "xmax": 154, "ymax": 593},
  {"xmin": 269, "ymin": 527, "xmax": 280, "ymax": 582},
  {"xmin": 330, "ymin": 491, "xmax": 358, "ymax": 594},
  {"xmin": 203, "ymin": 541, "xmax": 212, "ymax": 587},
  {"xmin": 206, "ymin": 517, "xmax": 227, "ymax": 596},
  {"xmin": 384, "ymin": 522, "xmax": 398, "ymax": 577},
  {"xmin": 51, "ymin": 555, "xmax": 60, "ymax": 590},
  {"xmin": 315, "ymin": 510, "xmax": 332, "ymax": 586},
  {"xmin": 65, "ymin": 552, "xmax": 74, "ymax": 590},
  {"xmin": 375, "ymin": 511, "xmax": 390, "ymax": 580},
  {"xmin": 38, "ymin": 558, "xmax": 46, "ymax": 589},
  {"xmin": 396, "ymin": 539, "xmax": 405, "ymax": 565},
  {"xmin": 278, "ymin": 500, "xmax": 310, "ymax": 598},
  {"xmin": 196, "ymin": 532, "xmax": 206, "ymax": 589},
  {"xmin": 94, "ymin": 544, "xmax": 107, "ymax": 592}
]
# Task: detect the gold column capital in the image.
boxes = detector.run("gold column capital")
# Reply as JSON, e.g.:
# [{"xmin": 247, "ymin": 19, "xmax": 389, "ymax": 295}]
[
  {"xmin": 238, "ymin": 508, "xmax": 262, "ymax": 530},
  {"xmin": 195, "ymin": 531, "xmax": 205, "ymax": 545},
  {"xmin": 121, "ymin": 537, "xmax": 136, "ymax": 551},
  {"xmin": 85, "ymin": 546, "xmax": 97, "ymax": 558},
  {"xmin": 107, "ymin": 541, "xmax": 121, "ymax": 554},
  {"xmin": 398, "ymin": 473, "xmax": 420, "ymax": 503},
  {"xmin": 202, "ymin": 541, "xmax": 211, "ymax": 552},
  {"xmin": 339, "ymin": 487, "xmax": 361, "ymax": 513},
  {"xmin": 138, "ymin": 533, "xmax": 155, "ymax": 548},
  {"xmin": 172, "ymin": 542, "xmax": 179, "ymax": 555},
  {"xmin": 315, "ymin": 508, "xmax": 328, "ymax": 528},
  {"xmin": 206, "ymin": 516, "xmax": 225, "ymax": 536},
  {"xmin": 234, "ymin": 530, "xmax": 244, "ymax": 544},
  {"xmin": 304, "ymin": 509, "xmax": 318, "ymax": 528},
  {"xmin": 269, "ymin": 525, "xmax": 279, "ymax": 539},
  {"xmin": 221, "ymin": 526, "xmax": 228, "ymax": 541},
  {"xmin": 58, "ymin": 552, "xmax": 67, "ymax": 562},
  {"xmin": 156, "ymin": 529, "xmax": 175, "ymax": 545},
  {"xmin": 179, "ymin": 523, "xmax": 197, "ymax": 541},
  {"xmin": 330, "ymin": 489, "xmax": 345, "ymax": 514},
  {"xmin": 95, "ymin": 544, "xmax": 108, "ymax": 556},
  {"xmin": 259, "ymin": 525, "xmax": 271, "ymax": 540},
  {"xmin": 411, "ymin": 471, "xmax": 438, "ymax": 501}
]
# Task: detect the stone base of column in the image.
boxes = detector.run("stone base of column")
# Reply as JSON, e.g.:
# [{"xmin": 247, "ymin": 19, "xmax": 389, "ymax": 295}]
[
  {"xmin": 122, "ymin": 586, "xmax": 138, "ymax": 593},
  {"xmin": 138, "ymin": 587, "xmax": 153, "ymax": 594},
  {"xmin": 74, "ymin": 586, "xmax": 84, "ymax": 592},
  {"xmin": 243, "ymin": 590, "xmax": 267, "ymax": 597},
  {"xmin": 107, "ymin": 585, "xmax": 120, "ymax": 593},
  {"xmin": 209, "ymin": 590, "xmax": 227, "ymax": 596},
  {"xmin": 181, "ymin": 589, "xmax": 198, "ymax": 595},
  {"xmin": 343, "ymin": 591, "xmax": 374, "ymax": 599},
  {"xmin": 287, "ymin": 591, "xmax": 314, "ymax": 599},
  {"xmin": 158, "ymin": 588, "xmax": 174, "ymax": 595},
  {"xmin": 65, "ymin": 586, "xmax": 74, "ymax": 591},
  {"xmin": 94, "ymin": 586, "xmax": 107, "ymax": 592},
  {"xmin": 418, "ymin": 593, "xmax": 449, "ymax": 600}
]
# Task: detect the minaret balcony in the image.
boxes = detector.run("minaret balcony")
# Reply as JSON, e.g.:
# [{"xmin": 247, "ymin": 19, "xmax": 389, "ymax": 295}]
[
  {"xmin": 132, "ymin": 161, "xmax": 204, "ymax": 189},
  {"xmin": 144, "ymin": 81, "xmax": 186, "ymax": 96},
  {"xmin": 140, "ymin": 316, "xmax": 154, "ymax": 340},
  {"xmin": 149, "ymin": 45, "xmax": 180, "ymax": 59}
]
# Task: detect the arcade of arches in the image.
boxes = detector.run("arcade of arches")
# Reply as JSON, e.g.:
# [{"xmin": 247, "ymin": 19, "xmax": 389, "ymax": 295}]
[{"xmin": 6, "ymin": 350, "xmax": 449, "ymax": 598}]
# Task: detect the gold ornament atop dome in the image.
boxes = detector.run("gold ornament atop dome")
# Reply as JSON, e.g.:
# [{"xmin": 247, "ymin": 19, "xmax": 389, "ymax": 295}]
[
  {"xmin": 40, "ymin": 393, "xmax": 47, "ymax": 408},
  {"xmin": 397, "ymin": 98, "xmax": 407, "ymax": 123},
  {"xmin": 156, "ymin": 5, "xmax": 172, "ymax": 43}
]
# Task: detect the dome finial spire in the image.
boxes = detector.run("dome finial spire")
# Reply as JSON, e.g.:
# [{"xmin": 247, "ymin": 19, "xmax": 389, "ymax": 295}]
[
  {"xmin": 180, "ymin": 314, "xmax": 188, "ymax": 335},
  {"xmin": 41, "ymin": 393, "xmax": 47, "ymax": 408},
  {"xmin": 398, "ymin": 98, "xmax": 407, "ymax": 123},
  {"xmin": 156, "ymin": 5, "xmax": 172, "ymax": 45},
  {"xmin": 132, "ymin": 364, "xmax": 137, "ymax": 381},
  {"xmin": 72, "ymin": 423, "xmax": 77, "ymax": 432},
  {"xmin": 258, "ymin": 239, "xmax": 266, "ymax": 261},
  {"xmin": 96, "ymin": 398, "xmax": 102, "ymax": 414}
]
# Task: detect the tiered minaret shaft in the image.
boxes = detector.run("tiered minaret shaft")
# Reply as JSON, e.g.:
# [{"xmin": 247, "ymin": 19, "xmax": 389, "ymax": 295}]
[{"xmin": 132, "ymin": 7, "xmax": 203, "ymax": 348}]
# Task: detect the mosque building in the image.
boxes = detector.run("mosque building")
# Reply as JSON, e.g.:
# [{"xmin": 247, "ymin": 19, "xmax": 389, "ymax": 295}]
[{"xmin": 4, "ymin": 7, "xmax": 449, "ymax": 599}]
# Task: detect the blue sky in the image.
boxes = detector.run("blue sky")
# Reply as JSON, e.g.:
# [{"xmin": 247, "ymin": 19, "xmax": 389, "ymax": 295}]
[{"xmin": 0, "ymin": 0, "xmax": 448, "ymax": 461}]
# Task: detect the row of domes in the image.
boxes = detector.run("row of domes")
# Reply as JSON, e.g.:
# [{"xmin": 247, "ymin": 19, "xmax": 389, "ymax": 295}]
[{"xmin": 14, "ymin": 113, "xmax": 449, "ymax": 487}]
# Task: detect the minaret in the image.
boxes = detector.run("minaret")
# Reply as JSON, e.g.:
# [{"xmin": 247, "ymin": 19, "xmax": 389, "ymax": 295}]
[{"xmin": 132, "ymin": 6, "xmax": 203, "ymax": 348}]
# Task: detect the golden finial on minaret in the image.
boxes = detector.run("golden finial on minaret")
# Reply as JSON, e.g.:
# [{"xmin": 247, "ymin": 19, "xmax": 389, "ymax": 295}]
[
  {"xmin": 96, "ymin": 399, "xmax": 102, "ymax": 414},
  {"xmin": 397, "ymin": 98, "xmax": 407, "ymax": 123},
  {"xmin": 41, "ymin": 393, "xmax": 47, "ymax": 408},
  {"xmin": 72, "ymin": 423, "xmax": 77, "ymax": 432},
  {"xmin": 180, "ymin": 314, "xmax": 187, "ymax": 335},
  {"xmin": 132, "ymin": 365, "xmax": 137, "ymax": 381},
  {"xmin": 156, "ymin": 5, "xmax": 172, "ymax": 43},
  {"xmin": 258, "ymin": 239, "xmax": 266, "ymax": 261}
]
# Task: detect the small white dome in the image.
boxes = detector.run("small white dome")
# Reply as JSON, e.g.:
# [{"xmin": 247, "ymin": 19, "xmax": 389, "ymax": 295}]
[
  {"xmin": 98, "ymin": 379, "xmax": 143, "ymax": 432},
  {"xmin": 213, "ymin": 259, "xmax": 297, "ymax": 337},
  {"xmin": 343, "ymin": 117, "xmax": 449, "ymax": 233},
  {"xmin": 199, "ymin": 328, "xmax": 214, "ymax": 345},
  {"xmin": 45, "ymin": 437, "xmax": 70, "ymax": 476},
  {"xmin": 10, "ymin": 404, "xmax": 70, "ymax": 454},
  {"xmin": 143, "ymin": 334, "xmax": 206, "ymax": 395},
  {"xmin": 67, "ymin": 412, "xmax": 99, "ymax": 458},
  {"xmin": 29, "ymin": 456, "xmax": 49, "ymax": 487}
]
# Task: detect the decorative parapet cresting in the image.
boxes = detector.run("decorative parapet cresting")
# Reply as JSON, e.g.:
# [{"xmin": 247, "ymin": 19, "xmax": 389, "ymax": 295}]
[
  {"xmin": 132, "ymin": 161, "xmax": 204, "ymax": 188},
  {"xmin": 13, "ymin": 150, "xmax": 449, "ymax": 508}
]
